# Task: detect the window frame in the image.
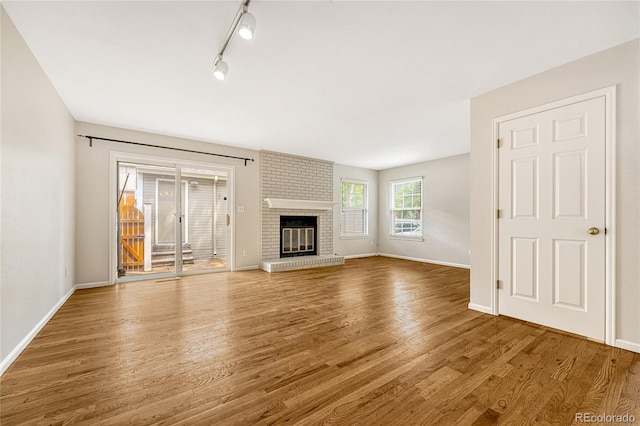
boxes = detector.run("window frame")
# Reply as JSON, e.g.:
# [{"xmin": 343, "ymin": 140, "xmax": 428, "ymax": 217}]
[
  {"xmin": 340, "ymin": 178, "xmax": 369, "ymax": 238},
  {"xmin": 389, "ymin": 176, "xmax": 424, "ymax": 240}
]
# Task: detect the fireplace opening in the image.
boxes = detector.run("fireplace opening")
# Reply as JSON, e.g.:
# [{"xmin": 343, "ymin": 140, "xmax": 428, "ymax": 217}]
[{"xmin": 280, "ymin": 216, "xmax": 317, "ymax": 258}]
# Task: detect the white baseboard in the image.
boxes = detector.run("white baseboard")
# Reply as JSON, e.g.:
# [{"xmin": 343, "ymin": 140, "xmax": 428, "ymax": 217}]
[
  {"xmin": 0, "ymin": 285, "xmax": 76, "ymax": 376},
  {"xmin": 75, "ymin": 281, "xmax": 111, "ymax": 289},
  {"xmin": 343, "ymin": 253, "xmax": 378, "ymax": 259},
  {"xmin": 615, "ymin": 339, "xmax": 640, "ymax": 354},
  {"xmin": 468, "ymin": 303, "xmax": 494, "ymax": 315},
  {"xmin": 377, "ymin": 253, "xmax": 470, "ymax": 269},
  {"xmin": 233, "ymin": 265, "xmax": 259, "ymax": 271}
]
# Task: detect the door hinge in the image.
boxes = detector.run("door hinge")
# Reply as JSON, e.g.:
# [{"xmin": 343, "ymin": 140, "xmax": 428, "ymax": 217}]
[
  {"xmin": 497, "ymin": 280, "xmax": 502, "ymax": 289},
  {"xmin": 497, "ymin": 138, "xmax": 502, "ymax": 149},
  {"xmin": 497, "ymin": 209, "xmax": 503, "ymax": 219}
]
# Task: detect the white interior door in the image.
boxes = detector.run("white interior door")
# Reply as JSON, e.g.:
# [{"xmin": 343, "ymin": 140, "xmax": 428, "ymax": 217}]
[{"xmin": 498, "ymin": 96, "xmax": 606, "ymax": 341}]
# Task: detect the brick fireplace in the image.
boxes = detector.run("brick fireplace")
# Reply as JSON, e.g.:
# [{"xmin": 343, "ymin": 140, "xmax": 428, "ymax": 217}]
[{"xmin": 260, "ymin": 151, "xmax": 344, "ymax": 272}]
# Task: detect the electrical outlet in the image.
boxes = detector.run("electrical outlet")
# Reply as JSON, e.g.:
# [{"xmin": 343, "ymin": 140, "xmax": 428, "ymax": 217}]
[
  {"xmin": 237, "ymin": 205, "xmax": 245, "ymax": 213},
  {"xmin": 242, "ymin": 249, "xmax": 248, "ymax": 256}
]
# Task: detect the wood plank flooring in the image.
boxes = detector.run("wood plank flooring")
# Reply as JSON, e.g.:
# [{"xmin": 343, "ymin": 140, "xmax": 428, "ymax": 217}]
[{"xmin": 1, "ymin": 257, "xmax": 638, "ymax": 425}]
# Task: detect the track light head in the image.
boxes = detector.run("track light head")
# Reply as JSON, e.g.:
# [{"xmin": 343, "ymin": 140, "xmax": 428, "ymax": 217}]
[
  {"xmin": 238, "ymin": 11, "xmax": 256, "ymax": 40},
  {"xmin": 213, "ymin": 57, "xmax": 229, "ymax": 80}
]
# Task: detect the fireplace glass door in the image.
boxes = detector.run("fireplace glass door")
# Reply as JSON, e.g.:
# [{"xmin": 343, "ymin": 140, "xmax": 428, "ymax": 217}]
[{"xmin": 282, "ymin": 227, "xmax": 314, "ymax": 254}]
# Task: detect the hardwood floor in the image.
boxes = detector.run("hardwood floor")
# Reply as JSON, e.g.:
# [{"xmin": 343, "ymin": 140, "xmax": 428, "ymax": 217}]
[{"xmin": 1, "ymin": 257, "xmax": 638, "ymax": 425}]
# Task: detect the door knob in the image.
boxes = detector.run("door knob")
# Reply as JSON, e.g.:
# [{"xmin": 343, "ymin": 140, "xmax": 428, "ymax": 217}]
[{"xmin": 588, "ymin": 227, "xmax": 600, "ymax": 235}]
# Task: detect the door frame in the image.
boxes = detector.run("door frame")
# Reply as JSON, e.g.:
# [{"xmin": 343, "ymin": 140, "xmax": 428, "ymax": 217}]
[
  {"xmin": 109, "ymin": 152, "xmax": 236, "ymax": 284},
  {"xmin": 489, "ymin": 86, "xmax": 616, "ymax": 345}
]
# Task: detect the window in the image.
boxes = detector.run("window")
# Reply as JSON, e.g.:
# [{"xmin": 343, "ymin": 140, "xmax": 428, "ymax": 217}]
[
  {"xmin": 390, "ymin": 177, "xmax": 423, "ymax": 238},
  {"xmin": 341, "ymin": 180, "xmax": 368, "ymax": 237}
]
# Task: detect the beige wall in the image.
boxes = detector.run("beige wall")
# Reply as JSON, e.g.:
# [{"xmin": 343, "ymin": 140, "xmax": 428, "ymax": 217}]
[
  {"xmin": 377, "ymin": 154, "xmax": 471, "ymax": 267},
  {"xmin": 1, "ymin": 8, "xmax": 76, "ymax": 363},
  {"xmin": 75, "ymin": 122, "xmax": 261, "ymax": 285},
  {"xmin": 333, "ymin": 164, "xmax": 379, "ymax": 257},
  {"xmin": 470, "ymin": 39, "xmax": 640, "ymax": 347}
]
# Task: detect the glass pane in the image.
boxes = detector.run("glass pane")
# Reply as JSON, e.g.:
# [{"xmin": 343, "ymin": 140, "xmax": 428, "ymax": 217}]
[
  {"xmin": 180, "ymin": 167, "xmax": 229, "ymax": 272},
  {"xmin": 392, "ymin": 210, "xmax": 421, "ymax": 236},
  {"xmin": 283, "ymin": 229, "xmax": 291, "ymax": 252},
  {"xmin": 342, "ymin": 182, "xmax": 366, "ymax": 208},
  {"xmin": 157, "ymin": 180, "xmax": 176, "ymax": 244},
  {"xmin": 299, "ymin": 229, "xmax": 307, "ymax": 251},
  {"xmin": 393, "ymin": 180, "xmax": 421, "ymax": 209},
  {"xmin": 118, "ymin": 162, "xmax": 176, "ymax": 277},
  {"xmin": 292, "ymin": 229, "xmax": 299, "ymax": 252},
  {"xmin": 306, "ymin": 228, "xmax": 314, "ymax": 250}
]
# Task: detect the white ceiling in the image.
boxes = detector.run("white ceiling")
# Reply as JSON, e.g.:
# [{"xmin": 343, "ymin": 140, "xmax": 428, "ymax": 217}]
[{"xmin": 3, "ymin": 1, "xmax": 639, "ymax": 170}]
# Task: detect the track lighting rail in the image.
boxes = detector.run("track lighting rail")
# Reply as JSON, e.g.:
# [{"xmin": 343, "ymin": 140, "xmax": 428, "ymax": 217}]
[
  {"xmin": 77, "ymin": 135, "xmax": 255, "ymax": 166},
  {"xmin": 213, "ymin": 0, "xmax": 255, "ymax": 80}
]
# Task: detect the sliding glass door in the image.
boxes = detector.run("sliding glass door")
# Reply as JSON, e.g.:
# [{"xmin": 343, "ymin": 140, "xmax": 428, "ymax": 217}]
[
  {"xmin": 180, "ymin": 166, "xmax": 229, "ymax": 274},
  {"xmin": 117, "ymin": 162, "xmax": 178, "ymax": 278},
  {"xmin": 115, "ymin": 159, "xmax": 230, "ymax": 282}
]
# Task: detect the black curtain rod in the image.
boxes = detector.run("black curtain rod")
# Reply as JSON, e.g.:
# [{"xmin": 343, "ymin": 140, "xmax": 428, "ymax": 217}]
[{"xmin": 77, "ymin": 134, "xmax": 255, "ymax": 166}]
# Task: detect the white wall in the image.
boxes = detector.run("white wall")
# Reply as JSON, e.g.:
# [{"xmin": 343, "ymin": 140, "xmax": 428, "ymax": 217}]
[
  {"xmin": 1, "ymin": 7, "xmax": 76, "ymax": 363},
  {"xmin": 470, "ymin": 39, "xmax": 640, "ymax": 348},
  {"xmin": 333, "ymin": 164, "xmax": 378, "ymax": 257},
  {"xmin": 377, "ymin": 154, "xmax": 470, "ymax": 267},
  {"xmin": 75, "ymin": 122, "xmax": 261, "ymax": 285}
]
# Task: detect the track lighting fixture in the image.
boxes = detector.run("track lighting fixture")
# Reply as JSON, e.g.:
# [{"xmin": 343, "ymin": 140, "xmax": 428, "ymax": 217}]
[
  {"xmin": 213, "ymin": 56, "xmax": 229, "ymax": 80},
  {"xmin": 212, "ymin": 0, "xmax": 256, "ymax": 81},
  {"xmin": 238, "ymin": 10, "xmax": 256, "ymax": 40}
]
